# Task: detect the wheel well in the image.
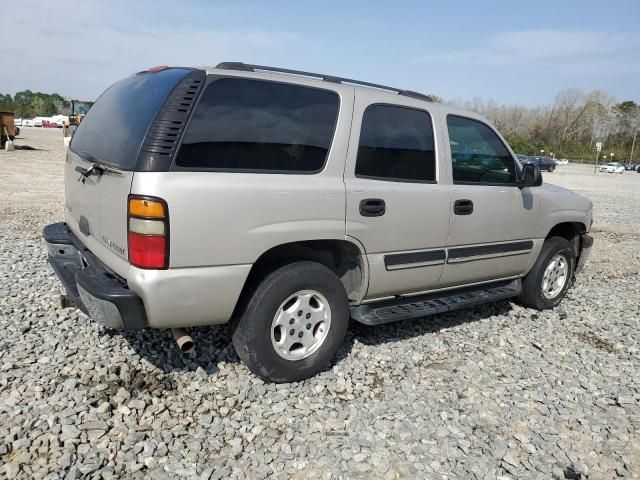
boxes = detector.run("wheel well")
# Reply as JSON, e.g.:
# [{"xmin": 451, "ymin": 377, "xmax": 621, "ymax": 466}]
[
  {"xmin": 231, "ymin": 240, "xmax": 365, "ymax": 321},
  {"xmin": 546, "ymin": 222, "xmax": 585, "ymax": 255}
]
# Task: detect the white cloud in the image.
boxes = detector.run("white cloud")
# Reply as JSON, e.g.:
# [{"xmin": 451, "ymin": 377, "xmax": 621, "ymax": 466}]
[
  {"xmin": 0, "ymin": 1, "xmax": 301, "ymax": 98},
  {"xmin": 421, "ymin": 30, "xmax": 640, "ymax": 70}
]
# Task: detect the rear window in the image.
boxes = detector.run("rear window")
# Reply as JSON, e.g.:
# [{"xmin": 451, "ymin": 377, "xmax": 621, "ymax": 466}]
[
  {"xmin": 70, "ymin": 68, "xmax": 191, "ymax": 169},
  {"xmin": 355, "ymin": 104, "xmax": 436, "ymax": 182},
  {"xmin": 175, "ymin": 78, "xmax": 340, "ymax": 173}
]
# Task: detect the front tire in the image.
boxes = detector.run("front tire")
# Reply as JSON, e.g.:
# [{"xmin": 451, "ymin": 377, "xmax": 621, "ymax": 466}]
[
  {"xmin": 517, "ymin": 237, "xmax": 576, "ymax": 310},
  {"xmin": 232, "ymin": 261, "xmax": 349, "ymax": 383}
]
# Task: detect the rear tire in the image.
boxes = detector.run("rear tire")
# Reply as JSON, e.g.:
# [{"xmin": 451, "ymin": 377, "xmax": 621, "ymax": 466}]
[
  {"xmin": 517, "ymin": 237, "xmax": 576, "ymax": 310},
  {"xmin": 232, "ymin": 261, "xmax": 349, "ymax": 383}
]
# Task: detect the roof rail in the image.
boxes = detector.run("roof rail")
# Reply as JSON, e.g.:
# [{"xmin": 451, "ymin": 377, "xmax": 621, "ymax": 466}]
[{"xmin": 215, "ymin": 62, "xmax": 433, "ymax": 102}]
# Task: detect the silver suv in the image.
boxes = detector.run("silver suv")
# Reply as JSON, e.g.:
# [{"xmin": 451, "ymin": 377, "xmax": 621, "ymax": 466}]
[{"xmin": 44, "ymin": 62, "xmax": 593, "ymax": 382}]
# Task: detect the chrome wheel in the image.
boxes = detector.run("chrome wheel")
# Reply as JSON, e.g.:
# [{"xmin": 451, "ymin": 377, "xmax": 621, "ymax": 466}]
[
  {"xmin": 542, "ymin": 253, "xmax": 568, "ymax": 299},
  {"xmin": 270, "ymin": 290, "xmax": 331, "ymax": 360}
]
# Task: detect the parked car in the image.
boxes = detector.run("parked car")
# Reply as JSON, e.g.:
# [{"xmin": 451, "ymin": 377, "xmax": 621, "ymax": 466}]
[
  {"xmin": 623, "ymin": 163, "xmax": 636, "ymax": 171},
  {"xmin": 43, "ymin": 63, "xmax": 594, "ymax": 382},
  {"xmin": 599, "ymin": 162, "xmax": 625, "ymax": 174},
  {"xmin": 520, "ymin": 155, "xmax": 556, "ymax": 172},
  {"xmin": 556, "ymin": 159, "xmax": 569, "ymax": 165},
  {"xmin": 22, "ymin": 119, "xmax": 34, "ymax": 127},
  {"xmin": 14, "ymin": 118, "xmax": 22, "ymax": 127}
]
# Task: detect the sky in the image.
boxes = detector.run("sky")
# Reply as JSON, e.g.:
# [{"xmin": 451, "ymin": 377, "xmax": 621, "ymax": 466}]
[{"xmin": 1, "ymin": 0, "xmax": 639, "ymax": 106}]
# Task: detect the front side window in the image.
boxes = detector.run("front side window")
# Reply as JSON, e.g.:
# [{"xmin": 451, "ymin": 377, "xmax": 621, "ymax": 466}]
[
  {"xmin": 355, "ymin": 104, "xmax": 436, "ymax": 182},
  {"xmin": 447, "ymin": 115, "xmax": 516, "ymax": 184},
  {"xmin": 175, "ymin": 78, "xmax": 339, "ymax": 173}
]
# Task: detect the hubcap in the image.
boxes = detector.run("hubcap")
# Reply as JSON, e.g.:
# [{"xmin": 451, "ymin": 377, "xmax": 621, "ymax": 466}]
[
  {"xmin": 270, "ymin": 290, "xmax": 331, "ymax": 360},
  {"xmin": 542, "ymin": 253, "xmax": 569, "ymax": 299}
]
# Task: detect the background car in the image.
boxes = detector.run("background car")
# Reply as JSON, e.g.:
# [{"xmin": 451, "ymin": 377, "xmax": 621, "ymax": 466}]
[
  {"xmin": 519, "ymin": 155, "xmax": 556, "ymax": 172},
  {"xmin": 599, "ymin": 162, "xmax": 625, "ymax": 173},
  {"xmin": 623, "ymin": 163, "xmax": 636, "ymax": 171}
]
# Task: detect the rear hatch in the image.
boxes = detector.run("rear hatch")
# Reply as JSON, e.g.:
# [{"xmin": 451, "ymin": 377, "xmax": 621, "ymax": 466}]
[{"xmin": 65, "ymin": 67, "xmax": 195, "ymax": 277}]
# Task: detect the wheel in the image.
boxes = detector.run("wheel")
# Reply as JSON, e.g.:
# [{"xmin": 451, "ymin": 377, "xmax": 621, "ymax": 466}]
[
  {"xmin": 232, "ymin": 261, "xmax": 349, "ymax": 382},
  {"xmin": 516, "ymin": 237, "xmax": 576, "ymax": 310}
]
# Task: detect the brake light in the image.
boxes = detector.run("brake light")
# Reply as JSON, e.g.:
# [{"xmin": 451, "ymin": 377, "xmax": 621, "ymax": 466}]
[
  {"xmin": 147, "ymin": 65, "xmax": 169, "ymax": 73},
  {"xmin": 128, "ymin": 196, "xmax": 169, "ymax": 269}
]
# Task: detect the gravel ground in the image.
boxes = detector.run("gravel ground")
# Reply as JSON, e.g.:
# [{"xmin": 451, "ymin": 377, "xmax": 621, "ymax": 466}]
[{"xmin": 1, "ymin": 128, "xmax": 639, "ymax": 480}]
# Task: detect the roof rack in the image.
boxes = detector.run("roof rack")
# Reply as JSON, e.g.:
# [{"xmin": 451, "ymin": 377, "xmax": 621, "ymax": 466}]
[{"xmin": 215, "ymin": 62, "xmax": 433, "ymax": 102}]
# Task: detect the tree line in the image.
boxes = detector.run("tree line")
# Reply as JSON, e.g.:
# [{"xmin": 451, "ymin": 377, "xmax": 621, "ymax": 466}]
[
  {"xmin": 0, "ymin": 91, "xmax": 70, "ymax": 118},
  {"xmin": 447, "ymin": 90, "xmax": 640, "ymax": 163}
]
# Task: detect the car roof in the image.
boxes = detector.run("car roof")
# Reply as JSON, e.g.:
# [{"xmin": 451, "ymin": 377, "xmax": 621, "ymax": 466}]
[{"xmin": 202, "ymin": 62, "xmax": 484, "ymax": 121}]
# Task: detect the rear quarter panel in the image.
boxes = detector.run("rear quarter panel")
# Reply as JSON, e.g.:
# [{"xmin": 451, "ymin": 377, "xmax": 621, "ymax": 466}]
[{"xmin": 131, "ymin": 172, "xmax": 347, "ymax": 268}]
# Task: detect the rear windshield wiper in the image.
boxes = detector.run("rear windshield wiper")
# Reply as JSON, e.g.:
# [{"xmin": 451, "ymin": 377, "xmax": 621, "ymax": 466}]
[{"xmin": 75, "ymin": 151, "xmax": 123, "ymax": 182}]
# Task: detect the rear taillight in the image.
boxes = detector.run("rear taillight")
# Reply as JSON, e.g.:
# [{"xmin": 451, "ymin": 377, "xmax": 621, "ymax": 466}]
[{"xmin": 128, "ymin": 196, "xmax": 169, "ymax": 269}]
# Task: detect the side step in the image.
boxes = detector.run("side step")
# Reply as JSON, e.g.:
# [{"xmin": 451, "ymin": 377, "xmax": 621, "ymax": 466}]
[{"xmin": 351, "ymin": 279, "xmax": 521, "ymax": 326}]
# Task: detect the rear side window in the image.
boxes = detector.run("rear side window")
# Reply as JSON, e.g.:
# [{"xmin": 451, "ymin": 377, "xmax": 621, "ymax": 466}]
[
  {"xmin": 355, "ymin": 105, "xmax": 436, "ymax": 182},
  {"xmin": 175, "ymin": 78, "xmax": 339, "ymax": 173},
  {"xmin": 70, "ymin": 68, "xmax": 191, "ymax": 169},
  {"xmin": 447, "ymin": 115, "xmax": 516, "ymax": 184}
]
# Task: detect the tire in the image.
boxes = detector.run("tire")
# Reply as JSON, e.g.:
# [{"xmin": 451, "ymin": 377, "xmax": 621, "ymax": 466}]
[
  {"xmin": 232, "ymin": 261, "xmax": 349, "ymax": 383},
  {"xmin": 516, "ymin": 237, "xmax": 576, "ymax": 310}
]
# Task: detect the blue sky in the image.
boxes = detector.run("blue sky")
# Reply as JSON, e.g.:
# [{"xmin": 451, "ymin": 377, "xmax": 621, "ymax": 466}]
[{"xmin": 2, "ymin": 0, "xmax": 639, "ymax": 105}]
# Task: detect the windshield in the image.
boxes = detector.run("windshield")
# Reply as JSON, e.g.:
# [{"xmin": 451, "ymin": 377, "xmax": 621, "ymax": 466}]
[{"xmin": 70, "ymin": 68, "xmax": 190, "ymax": 169}]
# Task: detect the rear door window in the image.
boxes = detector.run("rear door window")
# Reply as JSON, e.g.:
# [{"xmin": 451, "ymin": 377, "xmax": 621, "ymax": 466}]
[
  {"xmin": 70, "ymin": 68, "xmax": 191, "ymax": 170},
  {"xmin": 175, "ymin": 78, "xmax": 340, "ymax": 173},
  {"xmin": 355, "ymin": 104, "xmax": 436, "ymax": 183},
  {"xmin": 446, "ymin": 115, "xmax": 516, "ymax": 184}
]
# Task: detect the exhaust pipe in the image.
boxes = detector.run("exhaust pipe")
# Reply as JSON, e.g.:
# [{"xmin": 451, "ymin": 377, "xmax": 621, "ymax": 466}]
[{"xmin": 171, "ymin": 328, "xmax": 195, "ymax": 354}]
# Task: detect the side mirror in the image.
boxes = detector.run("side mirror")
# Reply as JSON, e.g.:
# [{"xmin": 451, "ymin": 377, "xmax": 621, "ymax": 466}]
[{"xmin": 520, "ymin": 163, "xmax": 542, "ymax": 187}]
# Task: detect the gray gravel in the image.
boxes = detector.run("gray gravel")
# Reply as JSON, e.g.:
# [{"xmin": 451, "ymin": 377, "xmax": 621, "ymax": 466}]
[{"xmin": 1, "ymin": 129, "xmax": 639, "ymax": 479}]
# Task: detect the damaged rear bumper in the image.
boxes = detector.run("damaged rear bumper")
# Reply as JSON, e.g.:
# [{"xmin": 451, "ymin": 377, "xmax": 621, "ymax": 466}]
[{"xmin": 43, "ymin": 222, "xmax": 146, "ymax": 329}]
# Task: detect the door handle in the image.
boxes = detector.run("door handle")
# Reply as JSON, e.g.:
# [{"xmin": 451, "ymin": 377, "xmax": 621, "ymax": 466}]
[
  {"xmin": 454, "ymin": 199, "xmax": 473, "ymax": 215},
  {"xmin": 360, "ymin": 198, "xmax": 386, "ymax": 217}
]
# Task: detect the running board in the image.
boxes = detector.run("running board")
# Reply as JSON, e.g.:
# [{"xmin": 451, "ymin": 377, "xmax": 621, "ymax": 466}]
[{"xmin": 351, "ymin": 279, "xmax": 521, "ymax": 326}]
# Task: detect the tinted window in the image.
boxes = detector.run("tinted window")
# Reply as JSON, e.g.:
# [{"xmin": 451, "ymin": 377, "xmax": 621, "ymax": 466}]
[
  {"xmin": 447, "ymin": 115, "xmax": 516, "ymax": 184},
  {"xmin": 355, "ymin": 105, "xmax": 435, "ymax": 182},
  {"xmin": 176, "ymin": 79, "xmax": 339, "ymax": 172},
  {"xmin": 71, "ymin": 68, "xmax": 190, "ymax": 169}
]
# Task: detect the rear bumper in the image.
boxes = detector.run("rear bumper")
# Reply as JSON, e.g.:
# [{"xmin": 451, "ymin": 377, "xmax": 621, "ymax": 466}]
[
  {"xmin": 575, "ymin": 233, "xmax": 593, "ymax": 275},
  {"xmin": 43, "ymin": 223, "xmax": 146, "ymax": 329}
]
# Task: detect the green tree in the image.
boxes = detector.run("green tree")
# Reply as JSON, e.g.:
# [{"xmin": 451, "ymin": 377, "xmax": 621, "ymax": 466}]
[{"xmin": 0, "ymin": 94, "xmax": 15, "ymax": 111}]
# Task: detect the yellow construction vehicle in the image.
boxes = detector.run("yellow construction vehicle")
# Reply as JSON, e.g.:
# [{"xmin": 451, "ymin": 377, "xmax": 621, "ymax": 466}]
[{"xmin": 63, "ymin": 100, "xmax": 93, "ymax": 145}]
